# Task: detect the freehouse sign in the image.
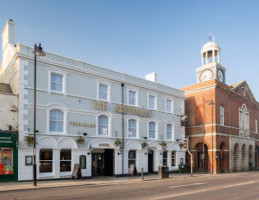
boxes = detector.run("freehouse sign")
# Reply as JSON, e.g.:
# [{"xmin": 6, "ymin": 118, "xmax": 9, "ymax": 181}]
[{"xmin": 93, "ymin": 100, "xmax": 152, "ymax": 118}]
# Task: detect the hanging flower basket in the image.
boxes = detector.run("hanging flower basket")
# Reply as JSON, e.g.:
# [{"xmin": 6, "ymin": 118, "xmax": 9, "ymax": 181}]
[
  {"xmin": 115, "ymin": 139, "xmax": 121, "ymax": 147},
  {"xmin": 25, "ymin": 133, "xmax": 33, "ymax": 146},
  {"xmin": 76, "ymin": 136, "xmax": 85, "ymax": 145},
  {"xmin": 160, "ymin": 141, "xmax": 167, "ymax": 151},
  {"xmin": 141, "ymin": 142, "xmax": 148, "ymax": 149}
]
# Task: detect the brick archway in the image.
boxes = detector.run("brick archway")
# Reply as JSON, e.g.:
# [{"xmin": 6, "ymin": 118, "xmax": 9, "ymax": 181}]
[{"xmin": 194, "ymin": 143, "xmax": 209, "ymax": 172}]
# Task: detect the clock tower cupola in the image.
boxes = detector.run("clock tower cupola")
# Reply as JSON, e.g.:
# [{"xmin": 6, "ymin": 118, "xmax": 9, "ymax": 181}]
[{"xmin": 196, "ymin": 34, "xmax": 226, "ymax": 83}]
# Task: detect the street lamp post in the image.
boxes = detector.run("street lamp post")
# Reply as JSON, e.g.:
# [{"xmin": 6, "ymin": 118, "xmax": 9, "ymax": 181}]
[{"xmin": 33, "ymin": 43, "xmax": 46, "ymax": 186}]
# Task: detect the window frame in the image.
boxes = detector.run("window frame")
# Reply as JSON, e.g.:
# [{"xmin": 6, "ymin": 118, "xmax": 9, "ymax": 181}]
[
  {"xmin": 166, "ymin": 124, "xmax": 173, "ymax": 140},
  {"xmin": 39, "ymin": 149, "xmax": 53, "ymax": 176},
  {"xmin": 127, "ymin": 118, "xmax": 138, "ymax": 138},
  {"xmin": 97, "ymin": 82, "xmax": 110, "ymax": 102},
  {"xmin": 255, "ymin": 119, "xmax": 258, "ymax": 134},
  {"xmin": 165, "ymin": 99, "xmax": 173, "ymax": 113},
  {"xmin": 220, "ymin": 105, "xmax": 224, "ymax": 125},
  {"xmin": 60, "ymin": 149, "xmax": 72, "ymax": 174},
  {"xmin": 49, "ymin": 109, "xmax": 64, "ymax": 133},
  {"xmin": 96, "ymin": 114, "xmax": 111, "ymax": 137},
  {"xmin": 128, "ymin": 89, "xmax": 138, "ymax": 106},
  {"xmin": 148, "ymin": 121, "xmax": 157, "ymax": 139},
  {"xmin": 48, "ymin": 70, "xmax": 67, "ymax": 95},
  {"xmin": 148, "ymin": 94, "xmax": 157, "ymax": 110},
  {"xmin": 46, "ymin": 105, "xmax": 67, "ymax": 135}
]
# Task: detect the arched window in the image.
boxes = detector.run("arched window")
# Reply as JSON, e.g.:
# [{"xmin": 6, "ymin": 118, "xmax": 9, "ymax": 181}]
[
  {"xmin": 128, "ymin": 119, "xmax": 136, "ymax": 138},
  {"xmin": 50, "ymin": 109, "xmax": 64, "ymax": 132},
  {"xmin": 166, "ymin": 124, "xmax": 172, "ymax": 140},
  {"xmin": 98, "ymin": 115, "xmax": 108, "ymax": 136},
  {"xmin": 239, "ymin": 104, "xmax": 249, "ymax": 132},
  {"xmin": 149, "ymin": 122, "xmax": 156, "ymax": 139}
]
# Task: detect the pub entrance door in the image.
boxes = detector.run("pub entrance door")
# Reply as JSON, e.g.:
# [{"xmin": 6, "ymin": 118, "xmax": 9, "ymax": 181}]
[{"xmin": 92, "ymin": 149, "xmax": 114, "ymax": 176}]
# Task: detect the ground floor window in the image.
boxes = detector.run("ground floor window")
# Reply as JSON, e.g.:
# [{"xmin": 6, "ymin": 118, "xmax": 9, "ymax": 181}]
[
  {"xmin": 128, "ymin": 150, "xmax": 136, "ymax": 167},
  {"xmin": 0, "ymin": 147, "xmax": 13, "ymax": 174},
  {"xmin": 163, "ymin": 151, "xmax": 167, "ymax": 166},
  {"xmin": 172, "ymin": 151, "xmax": 176, "ymax": 166},
  {"xmin": 60, "ymin": 149, "xmax": 71, "ymax": 172},
  {"xmin": 40, "ymin": 149, "xmax": 53, "ymax": 173}
]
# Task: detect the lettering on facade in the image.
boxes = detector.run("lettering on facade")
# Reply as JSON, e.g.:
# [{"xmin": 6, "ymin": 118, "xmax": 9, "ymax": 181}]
[
  {"xmin": 69, "ymin": 122, "xmax": 96, "ymax": 128},
  {"xmin": 93, "ymin": 100, "xmax": 107, "ymax": 111},
  {"xmin": 114, "ymin": 104, "xmax": 152, "ymax": 118},
  {"xmin": 92, "ymin": 100, "xmax": 152, "ymax": 118},
  {"xmin": 99, "ymin": 144, "xmax": 110, "ymax": 147}
]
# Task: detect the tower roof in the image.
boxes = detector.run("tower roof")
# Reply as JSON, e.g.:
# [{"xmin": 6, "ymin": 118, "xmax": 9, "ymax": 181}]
[{"xmin": 201, "ymin": 41, "xmax": 220, "ymax": 53}]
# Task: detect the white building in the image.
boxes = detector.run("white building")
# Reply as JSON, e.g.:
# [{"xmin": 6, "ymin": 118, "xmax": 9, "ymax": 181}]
[{"xmin": 0, "ymin": 20, "xmax": 186, "ymax": 181}]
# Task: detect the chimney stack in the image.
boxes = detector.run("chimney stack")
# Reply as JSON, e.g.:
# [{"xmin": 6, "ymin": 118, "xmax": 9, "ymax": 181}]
[
  {"xmin": 145, "ymin": 72, "xmax": 157, "ymax": 83},
  {"xmin": 2, "ymin": 19, "xmax": 15, "ymax": 53}
]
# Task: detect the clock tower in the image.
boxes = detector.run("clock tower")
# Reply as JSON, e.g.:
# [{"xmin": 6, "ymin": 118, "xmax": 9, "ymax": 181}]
[{"xmin": 196, "ymin": 34, "xmax": 226, "ymax": 83}]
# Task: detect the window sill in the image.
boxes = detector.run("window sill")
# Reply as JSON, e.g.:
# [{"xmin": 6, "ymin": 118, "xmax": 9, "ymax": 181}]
[{"xmin": 48, "ymin": 90, "xmax": 66, "ymax": 95}]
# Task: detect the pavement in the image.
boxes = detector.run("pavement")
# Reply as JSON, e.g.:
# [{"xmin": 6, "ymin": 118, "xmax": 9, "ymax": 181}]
[{"xmin": 0, "ymin": 173, "xmax": 209, "ymax": 193}]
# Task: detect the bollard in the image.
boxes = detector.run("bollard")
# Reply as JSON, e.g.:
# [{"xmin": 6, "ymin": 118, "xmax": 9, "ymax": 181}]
[{"xmin": 141, "ymin": 168, "xmax": 144, "ymax": 181}]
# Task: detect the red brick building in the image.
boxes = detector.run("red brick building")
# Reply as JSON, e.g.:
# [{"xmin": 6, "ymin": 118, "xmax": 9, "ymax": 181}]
[{"xmin": 180, "ymin": 37, "xmax": 259, "ymax": 173}]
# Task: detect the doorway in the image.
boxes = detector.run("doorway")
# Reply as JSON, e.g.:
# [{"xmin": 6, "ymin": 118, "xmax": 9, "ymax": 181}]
[
  {"xmin": 92, "ymin": 149, "xmax": 114, "ymax": 176},
  {"xmin": 148, "ymin": 150, "xmax": 154, "ymax": 173}
]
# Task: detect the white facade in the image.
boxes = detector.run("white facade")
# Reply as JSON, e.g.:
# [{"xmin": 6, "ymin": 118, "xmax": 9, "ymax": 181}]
[
  {"xmin": 0, "ymin": 20, "xmax": 186, "ymax": 181},
  {"xmin": 0, "ymin": 83, "xmax": 18, "ymax": 131}
]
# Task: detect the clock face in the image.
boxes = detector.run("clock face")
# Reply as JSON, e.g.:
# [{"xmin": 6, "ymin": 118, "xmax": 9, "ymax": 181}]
[
  {"xmin": 217, "ymin": 69, "xmax": 224, "ymax": 82},
  {"xmin": 200, "ymin": 69, "xmax": 213, "ymax": 82}
]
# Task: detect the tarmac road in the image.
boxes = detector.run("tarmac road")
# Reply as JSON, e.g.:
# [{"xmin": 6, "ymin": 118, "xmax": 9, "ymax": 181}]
[{"xmin": 1, "ymin": 172, "xmax": 259, "ymax": 200}]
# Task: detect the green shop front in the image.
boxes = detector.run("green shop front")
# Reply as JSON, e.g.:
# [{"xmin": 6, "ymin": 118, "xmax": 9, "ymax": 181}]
[{"xmin": 0, "ymin": 132, "xmax": 18, "ymax": 181}]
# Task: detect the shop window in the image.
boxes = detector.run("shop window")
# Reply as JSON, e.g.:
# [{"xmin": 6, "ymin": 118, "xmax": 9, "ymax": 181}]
[
  {"xmin": 50, "ymin": 109, "xmax": 64, "ymax": 132},
  {"xmin": 163, "ymin": 151, "xmax": 167, "ymax": 166},
  {"xmin": 99, "ymin": 83, "xmax": 108, "ymax": 100},
  {"xmin": 0, "ymin": 147, "xmax": 13, "ymax": 175},
  {"xmin": 129, "ymin": 90, "xmax": 136, "ymax": 106},
  {"xmin": 98, "ymin": 115, "xmax": 108, "ymax": 136},
  {"xmin": 128, "ymin": 119, "xmax": 137, "ymax": 138},
  {"xmin": 39, "ymin": 149, "xmax": 53, "ymax": 173},
  {"xmin": 51, "ymin": 73, "xmax": 63, "ymax": 92},
  {"xmin": 172, "ymin": 151, "xmax": 176, "ymax": 166},
  {"xmin": 166, "ymin": 99, "xmax": 172, "ymax": 112},
  {"xmin": 60, "ymin": 149, "xmax": 71, "ymax": 172},
  {"xmin": 128, "ymin": 150, "xmax": 136, "ymax": 167},
  {"xmin": 149, "ymin": 122, "xmax": 156, "ymax": 139},
  {"xmin": 149, "ymin": 95, "xmax": 156, "ymax": 109},
  {"xmin": 166, "ymin": 124, "xmax": 172, "ymax": 140}
]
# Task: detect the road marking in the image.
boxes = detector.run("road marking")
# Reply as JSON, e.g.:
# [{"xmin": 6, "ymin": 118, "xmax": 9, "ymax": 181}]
[
  {"xmin": 223, "ymin": 181, "xmax": 255, "ymax": 188},
  {"xmin": 169, "ymin": 182, "xmax": 206, "ymax": 189},
  {"xmin": 150, "ymin": 190, "xmax": 208, "ymax": 200}
]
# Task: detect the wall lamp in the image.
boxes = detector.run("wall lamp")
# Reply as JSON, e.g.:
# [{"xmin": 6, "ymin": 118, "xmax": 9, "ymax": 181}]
[{"xmin": 87, "ymin": 145, "xmax": 93, "ymax": 155}]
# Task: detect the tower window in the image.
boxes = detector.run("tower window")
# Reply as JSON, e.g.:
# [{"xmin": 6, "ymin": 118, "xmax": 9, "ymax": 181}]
[{"xmin": 208, "ymin": 50, "xmax": 213, "ymax": 63}]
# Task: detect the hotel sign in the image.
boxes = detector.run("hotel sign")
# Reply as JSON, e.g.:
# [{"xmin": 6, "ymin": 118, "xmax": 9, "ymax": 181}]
[{"xmin": 93, "ymin": 100, "xmax": 152, "ymax": 118}]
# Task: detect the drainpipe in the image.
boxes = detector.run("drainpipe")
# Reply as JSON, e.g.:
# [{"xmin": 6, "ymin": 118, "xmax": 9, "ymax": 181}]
[{"xmin": 121, "ymin": 83, "xmax": 125, "ymax": 176}]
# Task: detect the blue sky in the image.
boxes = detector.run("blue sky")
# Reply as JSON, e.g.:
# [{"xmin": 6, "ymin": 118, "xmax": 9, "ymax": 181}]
[{"xmin": 1, "ymin": 0, "xmax": 259, "ymax": 100}]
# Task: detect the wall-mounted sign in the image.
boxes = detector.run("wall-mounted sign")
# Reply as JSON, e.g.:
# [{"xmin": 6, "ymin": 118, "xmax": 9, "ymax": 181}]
[
  {"xmin": 114, "ymin": 104, "xmax": 152, "ymax": 118},
  {"xmin": 69, "ymin": 122, "xmax": 95, "ymax": 128},
  {"xmin": 79, "ymin": 155, "xmax": 86, "ymax": 169},
  {"xmin": 99, "ymin": 144, "xmax": 109, "ymax": 147},
  {"xmin": 92, "ymin": 100, "xmax": 152, "ymax": 118},
  {"xmin": 93, "ymin": 100, "xmax": 107, "ymax": 111}
]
